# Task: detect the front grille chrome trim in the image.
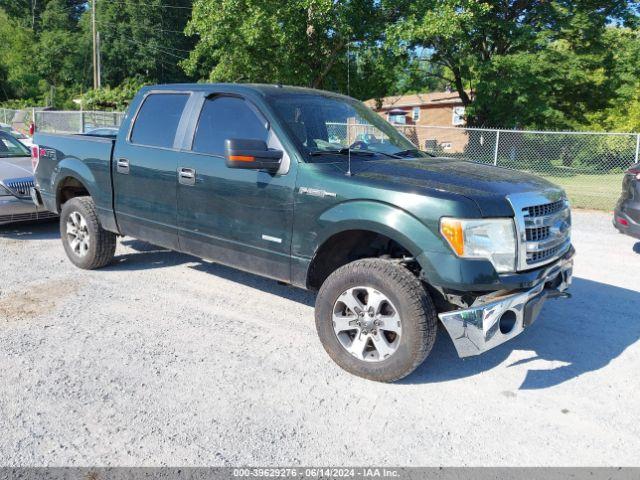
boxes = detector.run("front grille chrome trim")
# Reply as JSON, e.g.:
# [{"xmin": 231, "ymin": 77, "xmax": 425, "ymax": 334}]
[
  {"xmin": 507, "ymin": 191, "xmax": 572, "ymax": 271},
  {"xmin": 0, "ymin": 177, "xmax": 35, "ymax": 198}
]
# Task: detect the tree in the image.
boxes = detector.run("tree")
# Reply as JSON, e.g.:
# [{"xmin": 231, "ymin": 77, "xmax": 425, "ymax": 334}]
[
  {"xmin": 0, "ymin": 1, "xmax": 88, "ymax": 106},
  {"xmin": 183, "ymin": 0, "xmax": 398, "ymax": 99},
  {"xmin": 388, "ymin": 0, "xmax": 637, "ymax": 128},
  {"xmin": 584, "ymin": 27, "xmax": 640, "ymax": 132},
  {"xmin": 0, "ymin": 9, "xmax": 40, "ymax": 102},
  {"xmin": 92, "ymin": 0, "xmax": 195, "ymax": 87}
]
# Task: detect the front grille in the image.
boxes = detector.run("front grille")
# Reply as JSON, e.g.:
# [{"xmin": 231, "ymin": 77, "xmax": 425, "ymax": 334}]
[
  {"xmin": 522, "ymin": 200, "xmax": 571, "ymax": 268},
  {"xmin": 509, "ymin": 193, "xmax": 572, "ymax": 271},
  {"xmin": 528, "ymin": 242, "xmax": 567, "ymax": 264},
  {"xmin": 524, "ymin": 199, "xmax": 565, "ymax": 218},
  {"xmin": 526, "ymin": 226, "xmax": 550, "ymax": 242},
  {"xmin": 3, "ymin": 177, "xmax": 34, "ymax": 198}
]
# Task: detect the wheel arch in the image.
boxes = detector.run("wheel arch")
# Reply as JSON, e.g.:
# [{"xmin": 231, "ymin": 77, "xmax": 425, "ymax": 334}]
[
  {"xmin": 55, "ymin": 175, "xmax": 91, "ymax": 212},
  {"xmin": 53, "ymin": 158, "xmax": 99, "ymax": 213},
  {"xmin": 304, "ymin": 202, "xmax": 443, "ymax": 290}
]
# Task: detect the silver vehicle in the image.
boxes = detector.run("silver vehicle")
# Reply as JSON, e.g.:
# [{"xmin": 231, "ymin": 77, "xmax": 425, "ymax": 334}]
[{"xmin": 0, "ymin": 131, "xmax": 57, "ymax": 225}]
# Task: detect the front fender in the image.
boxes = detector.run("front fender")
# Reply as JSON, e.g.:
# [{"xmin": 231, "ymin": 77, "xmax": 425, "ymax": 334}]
[
  {"xmin": 290, "ymin": 200, "xmax": 454, "ymax": 288},
  {"xmin": 292, "ymin": 199, "xmax": 505, "ymax": 292},
  {"xmin": 314, "ymin": 200, "xmax": 448, "ymax": 259}
]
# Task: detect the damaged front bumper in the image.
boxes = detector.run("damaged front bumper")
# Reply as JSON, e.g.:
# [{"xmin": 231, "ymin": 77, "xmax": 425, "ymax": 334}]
[{"xmin": 438, "ymin": 255, "xmax": 573, "ymax": 358}]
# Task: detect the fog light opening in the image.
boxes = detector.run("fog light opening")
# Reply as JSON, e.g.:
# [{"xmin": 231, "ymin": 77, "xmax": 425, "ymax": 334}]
[{"xmin": 499, "ymin": 310, "xmax": 517, "ymax": 334}]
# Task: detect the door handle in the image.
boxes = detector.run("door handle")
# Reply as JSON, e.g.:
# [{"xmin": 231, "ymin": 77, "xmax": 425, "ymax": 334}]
[
  {"xmin": 116, "ymin": 158, "xmax": 130, "ymax": 174},
  {"xmin": 178, "ymin": 167, "xmax": 196, "ymax": 186}
]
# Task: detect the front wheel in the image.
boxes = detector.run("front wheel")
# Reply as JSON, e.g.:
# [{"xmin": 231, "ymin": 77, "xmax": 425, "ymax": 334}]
[
  {"xmin": 315, "ymin": 258, "xmax": 437, "ymax": 382},
  {"xmin": 60, "ymin": 196, "xmax": 116, "ymax": 270}
]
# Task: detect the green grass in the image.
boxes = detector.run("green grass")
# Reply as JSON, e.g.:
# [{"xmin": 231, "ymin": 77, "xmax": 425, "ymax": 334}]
[{"xmin": 538, "ymin": 173, "xmax": 623, "ymax": 211}]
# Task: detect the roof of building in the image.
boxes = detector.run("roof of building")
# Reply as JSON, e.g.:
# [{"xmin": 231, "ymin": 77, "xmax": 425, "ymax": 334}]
[{"xmin": 364, "ymin": 91, "xmax": 465, "ymax": 110}]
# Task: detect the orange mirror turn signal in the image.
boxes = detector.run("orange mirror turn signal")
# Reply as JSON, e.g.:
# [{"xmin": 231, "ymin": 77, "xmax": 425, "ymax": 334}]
[{"xmin": 229, "ymin": 155, "xmax": 255, "ymax": 162}]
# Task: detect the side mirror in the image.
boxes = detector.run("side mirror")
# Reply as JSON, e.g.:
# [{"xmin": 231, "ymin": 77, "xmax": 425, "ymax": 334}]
[{"xmin": 225, "ymin": 138, "xmax": 283, "ymax": 172}]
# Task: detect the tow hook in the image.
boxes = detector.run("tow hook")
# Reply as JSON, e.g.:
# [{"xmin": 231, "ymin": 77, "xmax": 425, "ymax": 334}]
[{"xmin": 545, "ymin": 289, "xmax": 572, "ymax": 300}]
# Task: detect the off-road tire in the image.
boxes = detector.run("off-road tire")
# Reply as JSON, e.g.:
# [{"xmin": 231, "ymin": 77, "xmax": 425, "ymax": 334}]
[
  {"xmin": 315, "ymin": 258, "xmax": 437, "ymax": 382},
  {"xmin": 60, "ymin": 196, "xmax": 116, "ymax": 270}
]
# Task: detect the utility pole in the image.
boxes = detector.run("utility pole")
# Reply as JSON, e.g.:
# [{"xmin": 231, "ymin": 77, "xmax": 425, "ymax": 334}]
[
  {"xmin": 92, "ymin": 0, "xmax": 99, "ymax": 90},
  {"xmin": 97, "ymin": 32, "xmax": 102, "ymax": 90}
]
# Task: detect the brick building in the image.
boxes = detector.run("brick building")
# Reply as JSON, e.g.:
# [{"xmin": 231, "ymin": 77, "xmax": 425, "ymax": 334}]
[{"xmin": 364, "ymin": 91, "xmax": 469, "ymax": 153}]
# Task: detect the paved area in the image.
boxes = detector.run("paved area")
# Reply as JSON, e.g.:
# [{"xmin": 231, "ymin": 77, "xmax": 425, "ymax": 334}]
[{"xmin": 0, "ymin": 211, "xmax": 638, "ymax": 466}]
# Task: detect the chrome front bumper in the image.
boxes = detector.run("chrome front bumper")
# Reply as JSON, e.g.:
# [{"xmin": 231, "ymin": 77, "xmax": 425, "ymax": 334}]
[{"xmin": 438, "ymin": 256, "xmax": 573, "ymax": 358}]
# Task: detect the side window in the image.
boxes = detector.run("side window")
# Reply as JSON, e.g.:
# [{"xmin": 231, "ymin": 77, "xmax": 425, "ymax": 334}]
[
  {"xmin": 130, "ymin": 93, "xmax": 189, "ymax": 148},
  {"xmin": 192, "ymin": 96, "xmax": 269, "ymax": 156}
]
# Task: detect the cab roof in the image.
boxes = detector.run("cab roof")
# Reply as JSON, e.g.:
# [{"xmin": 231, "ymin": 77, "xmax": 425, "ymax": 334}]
[{"xmin": 140, "ymin": 83, "xmax": 354, "ymax": 101}]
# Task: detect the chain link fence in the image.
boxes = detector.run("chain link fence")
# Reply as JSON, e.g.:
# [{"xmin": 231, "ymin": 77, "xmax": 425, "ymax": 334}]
[
  {"xmin": 34, "ymin": 110, "xmax": 125, "ymax": 133},
  {"xmin": 1, "ymin": 108, "xmax": 124, "ymax": 134},
  {"xmin": 0, "ymin": 108, "xmax": 35, "ymax": 133},
  {"xmin": 396, "ymin": 125, "xmax": 638, "ymax": 211}
]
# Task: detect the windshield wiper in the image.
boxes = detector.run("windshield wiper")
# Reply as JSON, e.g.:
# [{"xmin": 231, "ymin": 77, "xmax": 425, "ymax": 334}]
[
  {"xmin": 392, "ymin": 148, "xmax": 435, "ymax": 158},
  {"xmin": 309, "ymin": 148, "xmax": 375, "ymax": 157}
]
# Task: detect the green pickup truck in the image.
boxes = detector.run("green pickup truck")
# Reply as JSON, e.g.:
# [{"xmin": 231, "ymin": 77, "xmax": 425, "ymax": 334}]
[{"xmin": 32, "ymin": 84, "xmax": 573, "ymax": 382}]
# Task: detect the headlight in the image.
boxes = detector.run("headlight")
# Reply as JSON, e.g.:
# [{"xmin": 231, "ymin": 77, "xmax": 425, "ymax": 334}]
[{"xmin": 440, "ymin": 217, "xmax": 517, "ymax": 273}]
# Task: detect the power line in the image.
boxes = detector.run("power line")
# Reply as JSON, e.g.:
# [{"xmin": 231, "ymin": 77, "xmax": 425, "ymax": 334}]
[
  {"xmin": 98, "ymin": 21, "xmax": 187, "ymax": 35},
  {"xmin": 96, "ymin": 20, "xmax": 192, "ymax": 52},
  {"xmin": 104, "ymin": 1, "xmax": 193, "ymax": 10},
  {"xmin": 115, "ymin": 35, "xmax": 190, "ymax": 61}
]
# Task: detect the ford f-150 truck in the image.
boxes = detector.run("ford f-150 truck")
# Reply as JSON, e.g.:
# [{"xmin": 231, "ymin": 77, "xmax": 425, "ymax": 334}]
[{"xmin": 32, "ymin": 84, "xmax": 574, "ymax": 382}]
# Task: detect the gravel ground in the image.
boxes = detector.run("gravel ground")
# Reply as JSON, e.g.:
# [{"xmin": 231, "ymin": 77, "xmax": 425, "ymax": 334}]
[{"xmin": 0, "ymin": 210, "xmax": 638, "ymax": 466}]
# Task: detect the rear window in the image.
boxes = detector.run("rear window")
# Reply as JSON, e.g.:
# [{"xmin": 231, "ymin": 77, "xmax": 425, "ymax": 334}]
[{"xmin": 130, "ymin": 93, "xmax": 189, "ymax": 148}]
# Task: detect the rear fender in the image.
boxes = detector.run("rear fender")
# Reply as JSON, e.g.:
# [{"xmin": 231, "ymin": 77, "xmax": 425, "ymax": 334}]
[{"xmin": 52, "ymin": 158, "xmax": 118, "ymax": 233}]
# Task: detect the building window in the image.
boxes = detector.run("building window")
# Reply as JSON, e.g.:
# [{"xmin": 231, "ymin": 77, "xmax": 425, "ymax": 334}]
[
  {"xmin": 412, "ymin": 107, "xmax": 420, "ymax": 122},
  {"xmin": 387, "ymin": 113, "xmax": 407, "ymax": 125},
  {"xmin": 452, "ymin": 106, "xmax": 465, "ymax": 126}
]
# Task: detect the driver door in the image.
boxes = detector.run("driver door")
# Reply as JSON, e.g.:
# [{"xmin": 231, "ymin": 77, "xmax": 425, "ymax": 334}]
[{"xmin": 176, "ymin": 94, "xmax": 296, "ymax": 282}]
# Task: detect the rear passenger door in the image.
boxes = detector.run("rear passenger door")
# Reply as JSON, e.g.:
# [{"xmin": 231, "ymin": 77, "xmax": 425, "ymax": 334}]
[
  {"xmin": 176, "ymin": 94, "xmax": 296, "ymax": 282},
  {"xmin": 113, "ymin": 92, "xmax": 190, "ymax": 249}
]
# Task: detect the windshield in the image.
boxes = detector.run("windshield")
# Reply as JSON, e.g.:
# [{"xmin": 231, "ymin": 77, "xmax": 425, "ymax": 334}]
[
  {"xmin": 0, "ymin": 132, "xmax": 30, "ymax": 158},
  {"xmin": 267, "ymin": 93, "xmax": 430, "ymax": 160}
]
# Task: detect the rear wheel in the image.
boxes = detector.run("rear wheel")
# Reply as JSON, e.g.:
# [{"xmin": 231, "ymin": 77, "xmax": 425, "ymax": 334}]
[
  {"xmin": 315, "ymin": 258, "xmax": 437, "ymax": 382},
  {"xmin": 60, "ymin": 196, "xmax": 116, "ymax": 269}
]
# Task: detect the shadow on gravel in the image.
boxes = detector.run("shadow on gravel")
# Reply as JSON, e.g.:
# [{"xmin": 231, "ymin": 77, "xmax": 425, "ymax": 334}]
[
  {"xmin": 105, "ymin": 239, "xmax": 195, "ymax": 270},
  {"xmin": 403, "ymin": 277, "xmax": 640, "ymax": 390},
  {"xmin": 109, "ymin": 239, "xmax": 316, "ymax": 307},
  {"xmin": 0, "ymin": 219, "xmax": 58, "ymax": 240}
]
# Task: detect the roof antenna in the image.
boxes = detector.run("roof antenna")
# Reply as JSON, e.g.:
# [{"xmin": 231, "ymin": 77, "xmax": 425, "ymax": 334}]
[{"xmin": 346, "ymin": 40, "xmax": 352, "ymax": 177}]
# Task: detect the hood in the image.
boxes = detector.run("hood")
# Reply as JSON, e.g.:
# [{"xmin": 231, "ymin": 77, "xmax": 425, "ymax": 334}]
[
  {"xmin": 0, "ymin": 156, "xmax": 33, "ymax": 179},
  {"xmin": 347, "ymin": 157, "xmax": 564, "ymax": 217}
]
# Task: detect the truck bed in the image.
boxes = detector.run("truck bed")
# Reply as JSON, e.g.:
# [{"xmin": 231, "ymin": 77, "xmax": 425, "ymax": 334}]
[{"xmin": 33, "ymin": 132, "xmax": 118, "ymax": 232}]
